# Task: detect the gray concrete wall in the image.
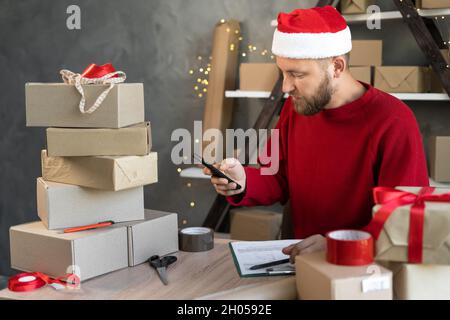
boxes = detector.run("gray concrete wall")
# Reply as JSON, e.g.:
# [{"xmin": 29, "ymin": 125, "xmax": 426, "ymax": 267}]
[{"xmin": 0, "ymin": 0, "xmax": 449, "ymax": 276}]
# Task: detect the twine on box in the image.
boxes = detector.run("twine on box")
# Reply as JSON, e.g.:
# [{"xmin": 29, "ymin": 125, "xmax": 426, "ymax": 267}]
[{"xmin": 60, "ymin": 69, "xmax": 126, "ymax": 114}]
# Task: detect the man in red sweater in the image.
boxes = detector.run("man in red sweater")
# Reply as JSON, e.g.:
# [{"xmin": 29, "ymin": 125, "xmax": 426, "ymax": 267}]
[{"xmin": 204, "ymin": 6, "xmax": 429, "ymax": 262}]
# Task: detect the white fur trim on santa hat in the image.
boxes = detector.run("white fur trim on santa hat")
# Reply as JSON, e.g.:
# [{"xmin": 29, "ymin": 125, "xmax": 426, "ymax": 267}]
[{"xmin": 272, "ymin": 26, "xmax": 352, "ymax": 59}]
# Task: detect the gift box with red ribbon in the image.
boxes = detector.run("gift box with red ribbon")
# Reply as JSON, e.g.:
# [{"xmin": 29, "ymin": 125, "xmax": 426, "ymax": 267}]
[
  {"xmin": 25, "ymin": 63, "xmax": 144, "ymax": 128},
  {"xmin": 364, "ymin": 186, "xmax": 450, "ymax": 264}
]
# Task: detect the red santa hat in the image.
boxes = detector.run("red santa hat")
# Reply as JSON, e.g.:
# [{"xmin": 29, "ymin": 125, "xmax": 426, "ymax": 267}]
[{"xmin": 272, "ymin": 6, "xmax": 352, "ymax": 59}]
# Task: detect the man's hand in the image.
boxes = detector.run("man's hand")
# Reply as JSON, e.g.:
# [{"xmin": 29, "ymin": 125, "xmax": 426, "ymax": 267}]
[
  {"xmin": 282, "ymin": 234, "xmax": 326, "ymax": 263},
  {"xmin": 203, "ymin": 158, "xmax": 246, "ymax": 197}
]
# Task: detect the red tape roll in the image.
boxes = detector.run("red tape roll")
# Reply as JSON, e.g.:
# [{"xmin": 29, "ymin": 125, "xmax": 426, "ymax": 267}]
[{"xmin": 326, "ymin": 230, "xmax": 374, "ymax": 266}]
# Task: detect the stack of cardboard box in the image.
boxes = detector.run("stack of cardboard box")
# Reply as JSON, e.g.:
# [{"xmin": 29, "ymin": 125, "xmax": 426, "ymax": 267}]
[
  {"xmin": 370, "ymin": 186, "xmax": 450, "ymax": 299},
  {"xmin": 9, "ymin": 80, "xmax": 178, "ymax": 282},
  {"xmin": 349, "ymin": 38, "xmax": 433, "ymax": 93},
  {"xmin": 349, "ymin": 40, "xmax": 381, "ymax": 85}
]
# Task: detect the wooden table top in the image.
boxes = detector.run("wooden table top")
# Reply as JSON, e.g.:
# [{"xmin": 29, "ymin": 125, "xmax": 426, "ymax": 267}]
[{"xmin": 0, "ymin": 239, "xmax": 297, "ymax": 300}]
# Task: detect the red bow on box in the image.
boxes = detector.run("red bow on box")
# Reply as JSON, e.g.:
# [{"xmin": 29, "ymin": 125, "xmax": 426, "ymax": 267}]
[
  {"xmin": 363, "ymin": 186, "xmax": 450, "ymax": 263},
  {"xmin": 80, "ymin": 63, "xmax": 117, "ymax": 78}
]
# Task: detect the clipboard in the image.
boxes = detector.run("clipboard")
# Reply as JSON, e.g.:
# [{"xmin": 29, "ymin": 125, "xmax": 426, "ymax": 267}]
[{"xmin": 229, "ymin": 239, "xmax": 300, "ymax": 278}]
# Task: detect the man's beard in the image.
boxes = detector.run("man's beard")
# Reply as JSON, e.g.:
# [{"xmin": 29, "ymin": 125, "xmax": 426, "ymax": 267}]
[{"xmin": 292, "ymin": 73, "xmax": 334, "ymax": 116}]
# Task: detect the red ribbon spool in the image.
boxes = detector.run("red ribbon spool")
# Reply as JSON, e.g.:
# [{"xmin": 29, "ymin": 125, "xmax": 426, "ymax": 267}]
[
  {"xmin": 326, "ymin": 230, "xmax": 374, "ymax": 266},
  {"xmin": 8, "ymin": 272, "xmax": 80, "ymax": 292},
  {"xmin": 8, "ymin": 273, "xmax": 47, "ymax": 292}
]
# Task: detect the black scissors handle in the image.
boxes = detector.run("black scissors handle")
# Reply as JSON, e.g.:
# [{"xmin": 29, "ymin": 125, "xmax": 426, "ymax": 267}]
[{"xmin": 149, "ymin": 255, "xmax": 177, "ymax": 268}]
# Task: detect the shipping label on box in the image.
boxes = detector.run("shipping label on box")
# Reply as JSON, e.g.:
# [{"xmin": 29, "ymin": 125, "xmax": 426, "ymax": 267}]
[
  {"xmin": 41, "ymin": 150, "xmax": 158, "ymax": 191},
  {"xmin": 239, "ymin": 63, "xmax": 280, "ymax": 91},
  {"xmin": 47, "ymin": 122, "xmax": 152, "ymax": 157},
  {"xmin": 374, "ymin": 66, "xmax": 431, "ymax": 93},
  {"xmin": 10, "ymin": 221, "xmax": 129, "ymax": 281},
  {"xmin": 429, "ymin": 136, "xmax": 450, "ymax": 182},
  {"xmin": 296, "ymin": 252, "xmax": 392, "ymax": 300},
  {"xmin": 349, "ymin": 40, "xmax": 382, "ymax": 66},
  {"xmin": 37, "ymin": 178, "xmax": 145, "ymax": 229},
  {"xmin": 26, "ymin": 83, "xmax": 144, "ymax": 128},
  {"xmin": 122, "ymin": 209, "xmax": 179, "ymax": 266}
]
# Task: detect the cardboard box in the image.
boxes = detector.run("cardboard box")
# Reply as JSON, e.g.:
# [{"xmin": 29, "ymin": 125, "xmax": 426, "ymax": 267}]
[
  {"xmin": 239, "ymin": 63, "xmax": 280, "ymax": 91},
  {"xmin": 349, "ymin": 40, "xmax": 382, "ymax": 66},
  {"xmin": 47, "ymin": 122, "xmax": 152, "ymax": 157},
  {"xmin": 26, "ymin": 83, "xmax": 144, "ymax": 128},
  {"xmin": 374, "ymin": 66, "xmax": 431, "ymax": 93},
  {"xmin": 124, "ymin": 209, "xmax": 179, "ymax": 266},
  {"xmin": 420, "ymin": 0, "xmax": 450, "ymax": 9},
  {"xmin": 383, "ymin": 262, "xmax": 450, "ymax": 299},
  {"xmin": 10, "ymin": 221, "xmax": 129, "ymax": 281},
  {"xmin": 373, "ymin": 186, "xmax": 450, "ymax": 264},
  {"xmin": 41, "ymin": 150, "xmax": 158, "ymax": 191},
  {"xmin": 349, "ymin": 66, "xmax": 371, "ymax": 84},
  {"xmin": 429, "ymin": 136, "xmax": 450, "ymax": 182},
  {"xmin": 37, "ymin": 177, "xmax": 145, "ymax": 230},
  {"xmin": 230, "ymin": 208, "xmax": 282, "ymax": 241},
  {"xmin": 295, "ymin": 252, "xmax": 393, "ymax": 300},
  {"xmin": 340, "ymin": 0, "xmax": 376, "ymax": 14}
]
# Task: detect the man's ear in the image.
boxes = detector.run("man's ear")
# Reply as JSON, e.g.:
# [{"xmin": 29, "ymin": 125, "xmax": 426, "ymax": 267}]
[{"xmin": 332, "ymin": 56, "xmax": 346, "ymax": 78}]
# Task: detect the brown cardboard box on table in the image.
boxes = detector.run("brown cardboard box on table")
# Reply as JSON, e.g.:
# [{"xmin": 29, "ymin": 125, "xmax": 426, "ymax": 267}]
[
  {"xmin": 420, "ymin": 0, "xmax": 450, "ymax": 9},
  {"xmin": 230, "ymin": 208, "xmax": 282, "ymax": 241},
  {"xmin": 41, "ymin": 150, "xmax": 158, "ymax": 191},
  {"xmin": 10, "ymin": 221, "xmax": 129, "ymax": 281},
  {"xmin": 340, "ymin": 0, "xmax": 376, "ymax": 14},
  {"xmin": 373, "ymin": 186, "xmax": 450, "ymax": 264},
  {"xmin": 383, "ymin": 262, "xmax": 450, "ymax": 299},
  {"xmin": 47, "ymin": 122, "xmax": 152, "ymax": 157},
  {"xmin": 123, "ymin": 209, "xmax": 179, "ymax": 266},
  {"xmin": 25, "ymin": 83, "xmax": 144, "ymax": 128},
  {"xmin": 239, "ymin": 63, "xmax": 280, "ymax": 91},
  {"xmin": 349, "ymin": 40, "xmax": 382, "ymax": 66},
  {"xmin": 295, "ymin": 251, "xmax": 392, "ymax": 300},
  {"xmin": 37, "ymin": 177, "xmax": 145, "ymax": 230},
  {"xmin": 374, "ymin": 66, "xmax": 431, "ymax": 93},
  {"xmin": 349, "ymin": 66, "xmax": 371, "ymax": 84},
  {"xmin": 429, "ymin": 136, "xmax": 450, "ymax": 183}
]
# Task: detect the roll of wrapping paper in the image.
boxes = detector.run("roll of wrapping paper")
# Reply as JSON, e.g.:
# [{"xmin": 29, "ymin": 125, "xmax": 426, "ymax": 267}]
[
  {"xmin": 179, "ymin": 227, "xmax": 214, "ymax": 252},
  {"xmin": 326, "ymin": 230, "xmax": 374, "ymax": 266}
]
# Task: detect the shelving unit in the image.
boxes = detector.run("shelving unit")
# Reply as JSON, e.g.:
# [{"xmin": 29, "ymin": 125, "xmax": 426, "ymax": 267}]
[
  {"xmin": 225, "ymin": 91, "xmax": 450, "ymax": 101},
  {"xmin": 271, "ymin": 8, "xmax": 450, "ymax": 26}
]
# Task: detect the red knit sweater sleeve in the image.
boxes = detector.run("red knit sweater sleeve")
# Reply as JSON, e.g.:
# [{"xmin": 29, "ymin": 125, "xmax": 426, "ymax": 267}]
[
  {"xmin": 374, "ymin": 106, "xmax": 429, "ymax": 188},
  {"xmin": 226, "ymin": 100, "xmax": 291, "ymax": 207}
]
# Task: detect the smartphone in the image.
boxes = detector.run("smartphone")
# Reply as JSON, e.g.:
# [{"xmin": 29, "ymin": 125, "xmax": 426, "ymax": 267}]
[{"xmin": 193, "ymin": 154, "xmax": 242, "ymax": 190}]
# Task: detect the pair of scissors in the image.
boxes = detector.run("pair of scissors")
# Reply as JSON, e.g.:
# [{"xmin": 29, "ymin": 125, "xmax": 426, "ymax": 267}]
[{"xmin": 149, "ymin": 255, "xmax": 177, "ymax": 285}]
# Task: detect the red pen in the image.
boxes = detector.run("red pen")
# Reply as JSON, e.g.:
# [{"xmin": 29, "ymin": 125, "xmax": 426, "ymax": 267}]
[{"xmin": 63, "ymin": 221, "xmax": 115, "ymax": 233}]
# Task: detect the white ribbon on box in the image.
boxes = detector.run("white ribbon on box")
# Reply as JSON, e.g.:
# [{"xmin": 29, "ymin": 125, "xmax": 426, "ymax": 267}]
[{"xmin": 60, "ymin": 69, "xmax": 126, "ymax": 114}]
